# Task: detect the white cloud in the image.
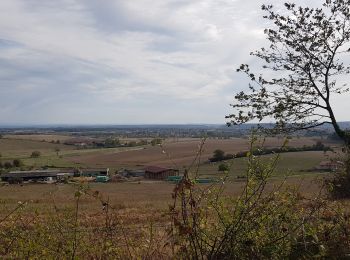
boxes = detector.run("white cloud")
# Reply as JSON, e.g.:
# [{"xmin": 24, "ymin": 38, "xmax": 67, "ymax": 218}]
[{"xmin": 0, "ymin": 0, "xmax": 348, "ymax": 124}]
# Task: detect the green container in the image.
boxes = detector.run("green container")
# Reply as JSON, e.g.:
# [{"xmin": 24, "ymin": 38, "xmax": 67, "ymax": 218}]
[
  {"xmin": 166, "ymin": 176, "xmax": 183, "ymax": 182},
  {"xmin": 96, "ymin": 176, "xmax": 109, "ymax": 183}
]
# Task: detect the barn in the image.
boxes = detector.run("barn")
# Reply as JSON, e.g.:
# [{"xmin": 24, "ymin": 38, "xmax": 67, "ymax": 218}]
[
  {"xmin": 144, "ymin": 166, "xmax": 179, "ymax": 180},
  {"xmin": 1, "ymin": 170, "xmax": 61, "ymax": 183}
]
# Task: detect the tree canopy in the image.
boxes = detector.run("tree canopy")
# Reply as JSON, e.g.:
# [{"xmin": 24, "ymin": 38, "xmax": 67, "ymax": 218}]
[{"xmin": 226, "ymin": 0, "xmax": 350, "ymax": 145}]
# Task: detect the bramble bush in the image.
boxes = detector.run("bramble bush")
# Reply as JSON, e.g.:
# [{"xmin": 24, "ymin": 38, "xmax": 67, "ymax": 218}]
[
  {"xmin": 170, "ymin": 137, "xmax": 350, "ymax": 259},
  {"xmin": 326, "ymin": 147, "xmax": 350, "ymax": 199}
]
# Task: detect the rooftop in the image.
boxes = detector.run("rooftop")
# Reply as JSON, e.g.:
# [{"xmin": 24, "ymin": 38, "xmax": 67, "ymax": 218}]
[{"xmin": 144, "ymin": 166, "xmax": 176, "ymax": 174}]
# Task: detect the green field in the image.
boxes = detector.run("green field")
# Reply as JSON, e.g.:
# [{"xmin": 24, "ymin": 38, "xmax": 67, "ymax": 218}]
[{"xmin": 196, "ymin": 151, "xmax": 332, "ymax": 179}]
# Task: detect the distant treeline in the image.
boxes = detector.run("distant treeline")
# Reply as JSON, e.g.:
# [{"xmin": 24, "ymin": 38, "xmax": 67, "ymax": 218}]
[
  {"xmin": 209, "ymin": 141, "xmax": 332, "ymax": 162},
  {"xmin": 65, "ymin": 137, "xmax": 164, "ymax": 149}
]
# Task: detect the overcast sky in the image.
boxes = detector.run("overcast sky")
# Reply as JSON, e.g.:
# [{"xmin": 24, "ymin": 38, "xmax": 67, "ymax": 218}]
[{"xmin": 0, "ymin": 0, "xmax": 348, "ymax": 125}]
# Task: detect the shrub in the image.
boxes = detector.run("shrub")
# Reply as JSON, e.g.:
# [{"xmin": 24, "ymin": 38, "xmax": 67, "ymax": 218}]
[
  {"xmin": 326, "ymin": 149, "xmax": 350, "ymax": 199},
  {"xmin": 151, "ymin": 138, "xmax": 162, "ymax": 146},
  {"xmin": 12, "ymin": 159, "xmax": 23, "ymax": 168},
  {"xmin": 213, "ymin": 149, "xmax": 225, "ymax": 160},
  {"xmin": 170, "ymin": 137, "xmax": 343, "ymax": 259},
  {"xmin": 3, "ymin": 162, "xmax": 12, "ymax": 169},
  {"xmin": 104, "ymin": 138, "xmax": 120, "ymax": 148},
  {"xmin": 218, "ymin": 163, "xmax": 229, "ymax": 172},
  {"xmin": 30, "ymin": 151, "xmax": 41, "ymax": 158}
]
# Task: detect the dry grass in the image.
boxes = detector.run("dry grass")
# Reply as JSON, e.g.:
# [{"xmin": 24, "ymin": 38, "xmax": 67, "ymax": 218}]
[{"xmin": 0, "ymin": 175, "xmax": 324, "ymax": 217}]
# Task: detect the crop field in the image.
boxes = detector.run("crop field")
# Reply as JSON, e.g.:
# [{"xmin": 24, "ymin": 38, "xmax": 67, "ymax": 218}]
[
  {"xmin": 0, "ymin": 134, "xmax": 331, "ymax": 217},
  {"xmin": 0, "ymin": 135, "xmax": 340, "ymax": 175},
  {"xmin": 67, "ymin": 137, "xmax": 333, "ymax": 169}
]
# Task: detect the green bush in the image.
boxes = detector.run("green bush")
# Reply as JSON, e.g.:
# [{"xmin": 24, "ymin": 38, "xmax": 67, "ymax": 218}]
[
  {"xmin": 3, "ymin": 162, "xmax": 12, "ymax": 169},
  {"xmin": 13, "ymin": 159, "xmax": 23, "ymax": 168},
  {"xmin": 30, "ymin": 151, "xmax": 41, "ymax": 158},
  {"xmin": 218, "ymin": 163, "xmax": 229, "ymax": 172},
  {"xmin": 326, "ymin": 149, "xmax": 350, "ymax": 199}
]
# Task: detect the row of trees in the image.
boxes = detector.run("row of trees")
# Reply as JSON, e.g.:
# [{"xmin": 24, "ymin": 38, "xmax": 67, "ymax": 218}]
[
  {"xmin": 209, "ymin": 141, "xmax": 331, "ymax": 163},
  {"xmin": 0, "ymin": 151, "xmax": 41, "ymax": 171},
  {"xmin": 0, "ymin": 159, "xmax": 23, "ymax": 169},
  {"xmin": 96, "ymin": 138, "xmax": 162, "ymax": 148}
]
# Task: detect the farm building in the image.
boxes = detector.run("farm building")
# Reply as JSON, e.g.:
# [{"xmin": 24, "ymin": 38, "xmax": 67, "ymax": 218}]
[
  {"xmin": 144, "ymin": 166, "xmax": 179, "ymax": 180},
  {"xmin": 1, "ymin": 170, "xmax": 61, "ymax": 183},
  {"xmin": 77, "ymin": 168, "xmax": 109, "ymax": 177},
  {"xmin": 118, "ymin": 169, "xmax": 145, "ymax": 178}
]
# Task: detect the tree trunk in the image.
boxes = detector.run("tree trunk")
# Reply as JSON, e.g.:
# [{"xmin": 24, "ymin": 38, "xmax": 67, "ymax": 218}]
[{"xmin": 325, "ymin": 102, "xmax": 350, "ymax": 146}]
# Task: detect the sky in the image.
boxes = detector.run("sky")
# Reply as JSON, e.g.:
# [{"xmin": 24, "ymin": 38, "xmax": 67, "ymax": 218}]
[{"xmin": 0, "ymin": 0, "xmax": 349, "ymax": 125}]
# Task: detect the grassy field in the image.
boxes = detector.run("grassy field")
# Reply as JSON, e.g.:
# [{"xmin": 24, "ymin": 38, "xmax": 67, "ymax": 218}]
[
  {"xmin": 197, "ymin": 150, "xmax": 333, "ymax": 178},
  {"xmin": 0, "ymin": 138, "xmax": 71, "ymax": 158}
]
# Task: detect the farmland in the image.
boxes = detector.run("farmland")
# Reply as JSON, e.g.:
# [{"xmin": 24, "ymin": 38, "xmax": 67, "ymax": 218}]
[
  {"xmin": 0, "ymin": 133, "xmax": 338, "ymax": 211},
  {"xmin": 67, "ymin": 137, "xmax": 334, "ymax": 169},
  {"xmin": 0, "ymin": 134, "xmax": 339, "ymax": 175},
  {"xmin": 0, "ymin": 131, "xmax": 345, "ymax": 258},
  {"xmin": 0, "ymin": 133, "xmax": 341, "ymax": 212}
]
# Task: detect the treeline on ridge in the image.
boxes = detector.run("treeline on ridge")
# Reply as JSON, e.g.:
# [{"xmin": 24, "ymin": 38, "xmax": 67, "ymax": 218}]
[{"xmin": 209, "ymin": 141, "xmax": 332, "ymax": 162}]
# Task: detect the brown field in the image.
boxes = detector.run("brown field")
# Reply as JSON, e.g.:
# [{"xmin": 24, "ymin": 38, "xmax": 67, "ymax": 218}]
[
  {"xmin": 67, "ymin": 137, "xmax": 332, "ymax": 169},
  {"xmin": 0, "ymin": 174, "xmax": 324, "ymax": 215}
]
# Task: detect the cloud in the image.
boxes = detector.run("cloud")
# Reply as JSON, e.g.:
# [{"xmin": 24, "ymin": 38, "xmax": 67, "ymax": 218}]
[{"xmin": 0, "ymin": 0, "xmax": 347, "ymax": 124}]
